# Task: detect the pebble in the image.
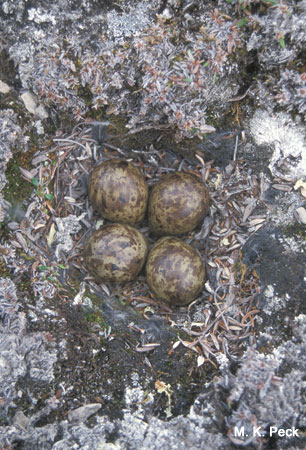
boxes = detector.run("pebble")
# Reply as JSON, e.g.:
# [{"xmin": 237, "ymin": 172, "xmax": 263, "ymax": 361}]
[
  {"xmin": 21, "ymin": 91, "xmax": 48, "ymax": 119},
  {"xmin": 295, "ymin": 207, "xmax": 306, "ymax": 225},
  {"xmin": 13, "ymin": 411, "xmax": 29, "ymax": 430},
  {"xmin": 67, "ymin": 403, "xmax": 102, "ymax": 423},
  {"xmin": 0, "ymin": 79, "xmax": 10, "ymax": 93}
]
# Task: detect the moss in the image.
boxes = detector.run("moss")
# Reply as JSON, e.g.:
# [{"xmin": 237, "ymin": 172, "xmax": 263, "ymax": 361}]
[
  {"xmin": 0, "ymin": 413, "xmax": 9, "ymax": 426},
  {"xmin": 16, "ymin": 272, "xmax": 33, "ymax": 293},
  {"xmin": 83, "ymin": 289, "xmax": 104, "ymax": 308},
  {"xmin": 49, "ymin": 279, "xmax": 109, "ymax": 330},
  {"xmin": 85, "ymin": 309, "xmax": 108, "ymax": 329},
  {"xmin": 3, "ymin": 155, "xmax": 34, "ymax": 205},
  {"xmin": 0, "ymin": 221, "xmax": 10, "ymax": 241},
  {"xmin": 282, "ymin": 223, "xmax": 306, "ymax": 240},
  {"xmin": 0, "ymin": 256, "xmax": 10, "ymax": 278},
  {"xmin": 76, "ymin": 83, "xmax": 94, "ymax": 109},
  {"xmin": 18, "ymin": 252, "xmax": 36, "ymax": 261},
  {"xmin": 0, "ymin": 49, "xmax": 21, "ymax": 90}
]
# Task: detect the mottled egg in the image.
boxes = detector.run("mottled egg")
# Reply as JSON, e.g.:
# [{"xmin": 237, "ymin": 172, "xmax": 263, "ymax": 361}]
[
  {"xmin": 148, "ymin": 171, "xmax": 210, "ymax": 236},
  {"xmin": 145, "ymin": 237, "xmax": 206, "ymax": 305},
  {"xmin": 89, "ymin": 159, "xmax": 148, "ymax": 225},
  {"xmin": 84, "ymin": 223, "xmax": 148, "ymax": 284}
]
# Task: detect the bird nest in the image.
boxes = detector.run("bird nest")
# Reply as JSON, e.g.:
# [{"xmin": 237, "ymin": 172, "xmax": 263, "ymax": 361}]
[{"xmin": 2, "ymin": 122, "xmax": 266, "ymax": 369}]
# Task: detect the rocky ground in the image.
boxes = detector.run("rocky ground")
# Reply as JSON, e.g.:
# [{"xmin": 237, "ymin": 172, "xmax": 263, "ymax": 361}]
[{"xmin": 0, "ymin": 1, "xmax": 305, "ymax": 449}]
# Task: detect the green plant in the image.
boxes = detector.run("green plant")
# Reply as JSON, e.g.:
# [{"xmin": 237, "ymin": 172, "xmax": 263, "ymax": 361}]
[{"xmin": 31, "ymin": 176, "xmax": 54, "ymax": 201}]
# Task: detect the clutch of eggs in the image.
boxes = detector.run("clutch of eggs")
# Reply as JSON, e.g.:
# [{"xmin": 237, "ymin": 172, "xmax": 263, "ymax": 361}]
[{"xmin": 86, "ymin": 160, "xmax": 210, "ymax": 304}]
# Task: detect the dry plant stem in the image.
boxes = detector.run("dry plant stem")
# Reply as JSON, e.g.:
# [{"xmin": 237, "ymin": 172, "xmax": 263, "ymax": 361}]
[
  {"xmin": 53, "ymin": 138, "xmax": 89, "ymax": 153},
  {"xmin": 103, "ymin": 142, "xmax": 126, "ymax": 154},
  {"xmin": 213, "ymin": 283, "xmax": 235, "ymax": 332},
  {"xmin": 127, "ymin": 124, "xmax": 172, "ymax": 134},
  {"xmin": 233, "ymin": 134, "xmax": 239, "ymax": 161},
  {"xmin": 182, "ymin": 304, "xmax": 232, "ymax": 337}
]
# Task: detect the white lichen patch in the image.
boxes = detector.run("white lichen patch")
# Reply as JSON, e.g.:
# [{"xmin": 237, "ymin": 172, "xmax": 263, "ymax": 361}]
[
  {"xmin": 54, "ymin": 213, "xmax": 85, "ymax": 259},
  {"xmin": 262, "ymin": 285, "xmax": 289, "ymax": 315},
  {"xmin": 28, "ymin": 7, "xmax": 57, "ymax": 25},
  {"xmin": 0, "ymin": 277, "xmax": 59, "ymax": 408},
  {"xmin": 27, "ymin": 339, "xmax": 58, "ymax": 383},
  {"xmin": 294, "ymin": 313, "xmax": 306, "ymax": 329},
  {"xmin": 106, "ymin": 3, "xmax": 151, "ymax": 42},
  {"xmin": 268, "ymin": 314, "xmax": 306, "ymax": 374},
  {"xmin": 278, "ymin": 235, "xmax": 305, "ymax": 253},
  {"xmin": 124, "ymin": 372, "xmax": 154, "ymax": 420},
  {"xmin": 215, "ymin": 353, "xmax": 230, "ymax": 372},
  {"xmin": 250, "ymin": 110, "xmax": 306, "ymax": 181},
  {"xmin": 270, "ymin": 192, "xmax": 304, "ymax": 227}
]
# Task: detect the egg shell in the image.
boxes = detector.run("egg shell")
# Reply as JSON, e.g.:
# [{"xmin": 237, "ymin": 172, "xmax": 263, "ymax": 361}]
[
  {"xmin": 89, "ymin": 159, "xmax": 148, "ymax": 225},
  {"xmin": 145, "ymin": 236, "xmax": 206, "ymax": 306},
  {"xmin": 84, "ymin": 223, "xmax": 148, "ymax": 284},
  {"xmin": 148, "ymin": 171, "xmax": 210, "ymax": 236}
]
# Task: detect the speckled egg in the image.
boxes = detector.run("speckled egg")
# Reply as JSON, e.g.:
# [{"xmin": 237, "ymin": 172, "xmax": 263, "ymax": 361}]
[
  {"xmin": 148, "ymin": 171, "xmax": 210, "ymax": 236},
  {"xmin": 89, "ymin": 159, "xmax": 148, "ymax": 225},
  {"xmin": 145, "ymin": 237, "xmax": 206, "ymax": 306},
  {"xmin": 84, "ymin": 223, "xmax": 148, "ymax": 284}
]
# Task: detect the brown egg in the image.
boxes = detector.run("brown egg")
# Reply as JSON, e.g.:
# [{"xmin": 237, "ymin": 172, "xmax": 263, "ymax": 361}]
[
  {"xmin": 145, "ymin": 237, "xmax": 206, "ymax": 306},
  {"xmin": 88, "ymin": 159, "xmax": 148, "ymax": 225},
  {"xmin": 84, "ymin": 223, "xmax": 148, "ymax": 284},
  {"xmin": 148, "ymin": 171, "xmax": 210, "ymax": 236}
]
